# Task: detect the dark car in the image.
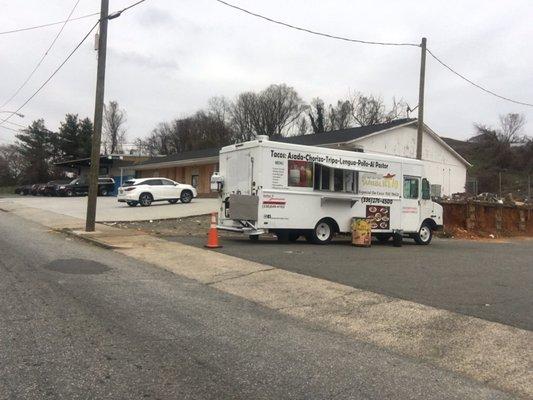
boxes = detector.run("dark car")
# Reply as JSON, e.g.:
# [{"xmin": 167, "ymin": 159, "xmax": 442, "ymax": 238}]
[
  {"xmin": 17, "ymin": 184, "xmax": 33, "ymax": 195},
  {"xmin": 42, "ymin": 179, "xmax": 72, "ymax": 196},
  {"xmin": 30, "ymin": 183, "xmax": 45, "ymax": 196},
  {"xmin": 57, "ymin": 177, "xmax": 115, "ymax": 197}
]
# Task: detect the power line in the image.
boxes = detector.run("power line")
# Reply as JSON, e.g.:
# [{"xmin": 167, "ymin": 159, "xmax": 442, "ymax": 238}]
[
  {"xmin": 4, "ymin": 120, "xmax": 27, "ymax": 128},
  {"xmin": 0, "ymin": 0, "xmax": 148, "ymax": 128},
  {"xmin": 215, "ymin": 0, "xmax": 419, "ymax": 47},
  {"xmin": 0, "ymin": 13, "xmax": 99, "ymax": 35},
  {"xmin": 0, "ymin": 0, "xmax": 82, "ymax": 109},
  {"xmin": 216, "ymin": 0, "xmax": 533, "ymax": 108},
  {"xmin": 0, "ymin": 20, "xmax": 100, "ymax": 128},
  {"xmin": 0, "ymin": 0, "xmax": 146, "ymax": 36},
  {"xmin": 427, "ymin": 48, "xmax": 533, "ymax": 108}
]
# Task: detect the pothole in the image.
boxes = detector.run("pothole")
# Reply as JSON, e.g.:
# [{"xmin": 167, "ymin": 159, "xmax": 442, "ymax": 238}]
[{"xmin": 44, "ymin": 258, "xmax": 111, "ymax": 275}]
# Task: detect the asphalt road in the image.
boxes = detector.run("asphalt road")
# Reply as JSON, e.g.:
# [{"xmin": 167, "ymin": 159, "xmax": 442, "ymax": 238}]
[
  {"xmin": 0, "ymin": 212, "xmax": 515, "ymax": 399},
  {"xmin": 169, "ymin": 235, "xmax": 533, "ymax": 331}
]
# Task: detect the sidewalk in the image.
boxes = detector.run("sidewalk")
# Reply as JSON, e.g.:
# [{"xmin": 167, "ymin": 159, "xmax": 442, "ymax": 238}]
[{"xmin": 1, "ymin": 201, "xmax": 531, "ymax": 399}]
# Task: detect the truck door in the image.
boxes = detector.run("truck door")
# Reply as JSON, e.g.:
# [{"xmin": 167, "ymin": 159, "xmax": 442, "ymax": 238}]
[
  {"xmin": 225, "ymin": 152, "xmax": 253, "ymax": 195},
  {"xmin": 402, "ymin": 176, "xmax": 421, "ymax": 232}
]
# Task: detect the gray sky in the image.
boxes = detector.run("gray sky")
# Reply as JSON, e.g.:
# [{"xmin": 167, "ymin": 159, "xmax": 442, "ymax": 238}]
[{"xmin": 0, "ymin": 0, "xmax": 532, "ymax": 145}]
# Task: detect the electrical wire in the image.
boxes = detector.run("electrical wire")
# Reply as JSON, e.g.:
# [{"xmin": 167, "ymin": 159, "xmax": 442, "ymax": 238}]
[
  {"xmin": 427, "ymin": 48, "xmax": 533, "ymax": 108},
  {"xmin": 0, "ymin": 13, "xmax": 99, "ymax": 35},
  {"xmin": 0, "ymin": 0, "xmax": 82, "ymax": 109},
  {"xmin": 0, "ymin": 0, "xmax": 146, "ymax": 36},
  {"xmin": 0, "ymin": 0, "xmax": 148, "ymax": 128},
  {"xmin": 0, "ymin": 20, "xmax": 100, "ymax": 128},
  {"xmin": 4, "ymin": 120, "xmax": 27, "ymax": 128},
  {"xmin": 216, "ymin": 0, "xmax": 533, "ymax": 107},
  {"xmin": 215, "ymin": 0, "xmax": 419, "ymax": 47}
]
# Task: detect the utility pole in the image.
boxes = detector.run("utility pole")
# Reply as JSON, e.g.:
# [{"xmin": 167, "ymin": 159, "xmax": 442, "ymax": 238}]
[
  {"xmin": 85, "ymin": 0, "xmax": 109, "ymax": 232},
  {"xmin": 416, "ymin": 37, "xmax": 427, "ymax": 160}
]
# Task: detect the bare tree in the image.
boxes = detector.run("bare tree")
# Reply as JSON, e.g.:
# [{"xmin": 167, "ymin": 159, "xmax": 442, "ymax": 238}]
[
  {"xmin": 230, "ymin": 92, "xmax": 261, "ymax": 142},
  {"xmin": 230, "ymin": 84, "xmax": 306, "ymax": 140},
  {"xmin": 103, "ymin": 101, "xmax": 127, "ymax": 154},
  {"xmin": 498, "ymin": 113, "xmax": 526, "ymax": 144},
  {"xmin": 328, "ymin": 100, "xmax": 352, "ymax": 130},
  {"xmin": 350, "ymin": 92, "xmax": 408, "ymax": 127}
]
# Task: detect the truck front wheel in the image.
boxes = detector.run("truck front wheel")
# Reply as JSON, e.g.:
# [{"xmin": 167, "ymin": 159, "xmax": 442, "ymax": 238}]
[
  {"xmin": 414, "ymin": 222, "xmax": 433, "ymax": 245},
  {"xmin": 311, "ymin": 219, "xmax": 334, "ymax": 244}
]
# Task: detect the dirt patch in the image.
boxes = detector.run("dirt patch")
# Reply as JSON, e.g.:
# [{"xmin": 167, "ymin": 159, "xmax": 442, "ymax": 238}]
[{"xmin": 103, "ymin": 215, "xmax": 233, "ymax": 238}]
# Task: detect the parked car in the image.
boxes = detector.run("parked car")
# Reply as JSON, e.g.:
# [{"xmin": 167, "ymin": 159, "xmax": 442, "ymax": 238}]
[
  {"xmin": 42, "ymin": 179, "xmax": 72, "ymax": 196},
  {"xmin": 57, "ymin": 177, "xmax": 115, "ymax": 197},
  {"xmin": 18, "ymin": 184, "xmax": 33, "ymax": 195},
  {"xmin": 30, "ymin": 183, "xmax": 45, "ymax": 196},
  {"xmin": 117, "ymin": 178, "xmax": 197, "ymax": 207},
  {"xmin": 14, "ymin": 185, "xmax": 29, "ymax": 195}
]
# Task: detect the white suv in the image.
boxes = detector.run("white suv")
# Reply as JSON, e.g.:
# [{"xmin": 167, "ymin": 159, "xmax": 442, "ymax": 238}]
[{"xmin": 117, "ymin": 178, "xmax": 198, "ymax": 207}]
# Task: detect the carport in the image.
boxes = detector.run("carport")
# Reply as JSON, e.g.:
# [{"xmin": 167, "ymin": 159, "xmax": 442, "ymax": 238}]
[{"xmin": 55, "ymin": 154, "xmax": 148, "ymax": 195}]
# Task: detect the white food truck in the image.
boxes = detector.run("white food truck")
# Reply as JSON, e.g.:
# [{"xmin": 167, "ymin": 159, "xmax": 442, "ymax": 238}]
[{"xmin": 211, "ymin": 136, "xmax": 443, "ymax": 245}]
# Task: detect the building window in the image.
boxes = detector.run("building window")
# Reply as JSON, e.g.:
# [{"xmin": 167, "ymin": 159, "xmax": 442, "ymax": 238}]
[
  {"xmin": 403, "ymin": 176, "xmax": 419, "ymax": 199},
  {"xmin": 191, "ymin": 175, "xmax": 199, "ymax": 188}
]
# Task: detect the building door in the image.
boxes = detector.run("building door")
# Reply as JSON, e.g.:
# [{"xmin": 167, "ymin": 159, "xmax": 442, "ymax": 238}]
[
  {"xmin": 402, "ymin": 176, "xmax": 421, "ymax": 232},
  {"xmin": 191, "ymin": 175, "xmax": 199, "ymax": 190}
]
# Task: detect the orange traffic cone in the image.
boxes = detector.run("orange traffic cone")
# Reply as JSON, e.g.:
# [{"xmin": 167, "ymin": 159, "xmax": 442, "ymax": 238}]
[{"xmin": 205, "ymin": 212, "xmax": 222, "ymax": 248}]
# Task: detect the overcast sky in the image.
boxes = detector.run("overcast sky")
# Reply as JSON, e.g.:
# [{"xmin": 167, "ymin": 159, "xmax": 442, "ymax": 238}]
[{"xmin": 0, "ymin": 0, "xmax": 532, "ymax": 145}]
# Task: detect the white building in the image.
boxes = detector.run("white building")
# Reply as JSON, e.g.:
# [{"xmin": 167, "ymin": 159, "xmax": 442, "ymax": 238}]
[{"xmin": 279, "ymin": 118, "xmax": 470, "ymax": 196}]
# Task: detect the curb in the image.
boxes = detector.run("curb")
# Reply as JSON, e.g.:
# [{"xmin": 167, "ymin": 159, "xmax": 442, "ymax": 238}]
[{"xmin": 55, "ymin": 228, "xmax": 127, "ymax": 250}]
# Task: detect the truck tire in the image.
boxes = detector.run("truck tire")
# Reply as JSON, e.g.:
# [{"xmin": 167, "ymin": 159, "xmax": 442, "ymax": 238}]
[
  {"xmin": 288, "ymin": 232, "xmax": 300, "ymax": 242},
  {"xmin": 180, "ymin": 190, "xmax": 193, "ymax": 203},
  {"xmin": 66, "ymin": 189, "xmax": 74, "ymax": 197},
  {"xmin": 414, "ymin": 222, "xmax": 433, "ymax": 245},
  {"xmin": 139, "ymin": 193, "xmax": 153, "ymax": 207},
  {"xmin": 311, "ymin": 219, "xmax": 334, "ymax": 244},
  {"xmin": 276, "ymin": 230, "xmax": 290, "ymax": 243},
  {"xmin": 99, "ymin": 187, "xmax": 109, "ymax": 196},
  {"xmin": 393, "ymin": 232, "xmax": 403, "ymax": 247}
]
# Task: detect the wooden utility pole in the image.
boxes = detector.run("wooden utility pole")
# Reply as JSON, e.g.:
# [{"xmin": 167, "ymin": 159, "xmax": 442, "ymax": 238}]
[
  {"xmin": 86, "ymin": 0, "xmax": 109, "ymax": 231},
  {"xmin": 416, "ymin": 37, "xmax": 427, "ymax": 160}
]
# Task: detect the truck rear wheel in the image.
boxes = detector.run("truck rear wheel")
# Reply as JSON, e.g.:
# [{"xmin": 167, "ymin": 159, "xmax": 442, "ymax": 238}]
[
  {"xmin": 414, "ymin": 222, "xmax": 433, "ymax": 245},
  {"xmin": 311, "ymin": 219, "xmax": 334, "ymax": 244}
]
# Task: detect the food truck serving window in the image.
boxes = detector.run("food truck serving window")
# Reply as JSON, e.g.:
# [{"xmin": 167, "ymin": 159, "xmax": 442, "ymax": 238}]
[{"xmin": 314, "ymin": 164, "xmax": 357, "ymax": 193}]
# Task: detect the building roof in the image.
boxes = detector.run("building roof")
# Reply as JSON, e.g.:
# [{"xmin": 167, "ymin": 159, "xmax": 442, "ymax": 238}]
[
  {"xmin": 280, "ymin": 118, "xmax": 416, "ymax": 146},
  {"xmin": 134, "ymin": 147, "xmax": 220, "ymax": 167},
  {"xmin": 130, "ymin": 118, "xmax": 471, "ymax": 169},
  {"xmin": 54, "ymin": 154, "xmax": 147, "ymax": 167}
]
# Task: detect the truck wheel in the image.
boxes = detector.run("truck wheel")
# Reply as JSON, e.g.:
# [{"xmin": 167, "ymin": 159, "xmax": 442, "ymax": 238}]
[
  {"xmin": 311, "ymin": 219, "xmax": 334, "ymax": 244},
  {"xmin": 180, "ymin": 190, "xmax": 193, "ymax": 203},
  {"xmin": 414, "ymin": 223, "xmax": 433, "ymax": 245},
  {"xmin": 66, "ymin": 189, "xmax": 74, "ymax": 197},
  {"xmin": 393, "ymin": 232, "xmax": 403, "ymax": 247},
  {"xmin": 139, "ymin": 193, "xmax": 153, "ymax": 207},
  {"xmin": 99, "ymin": 187, "xmax": 108, "ymax": 196}
]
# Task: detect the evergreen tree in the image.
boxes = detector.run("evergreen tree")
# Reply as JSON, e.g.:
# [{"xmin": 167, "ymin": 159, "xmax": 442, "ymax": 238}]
[
  {"xmin": 15, "ymin": 119, "xmax": 54, "ymax": 183},
  {"xmin": 57, "ymin": 114, "xmax": 93, "ymax": 159}
]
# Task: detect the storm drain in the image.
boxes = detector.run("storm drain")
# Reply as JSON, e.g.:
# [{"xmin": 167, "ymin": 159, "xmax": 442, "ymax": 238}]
[{"xmin": 44, "ymin": 258, "xmax": 111, "ymax": 275}]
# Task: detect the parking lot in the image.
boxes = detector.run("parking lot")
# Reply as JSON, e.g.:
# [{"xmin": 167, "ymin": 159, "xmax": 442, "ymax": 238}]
[
  {"xmin": 168, "ymin": 234, "xmax": 533, "ymax": 331},
  {"xmin": 0, "ymin": 196, "xmax": 217, "ymax": 222}
]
